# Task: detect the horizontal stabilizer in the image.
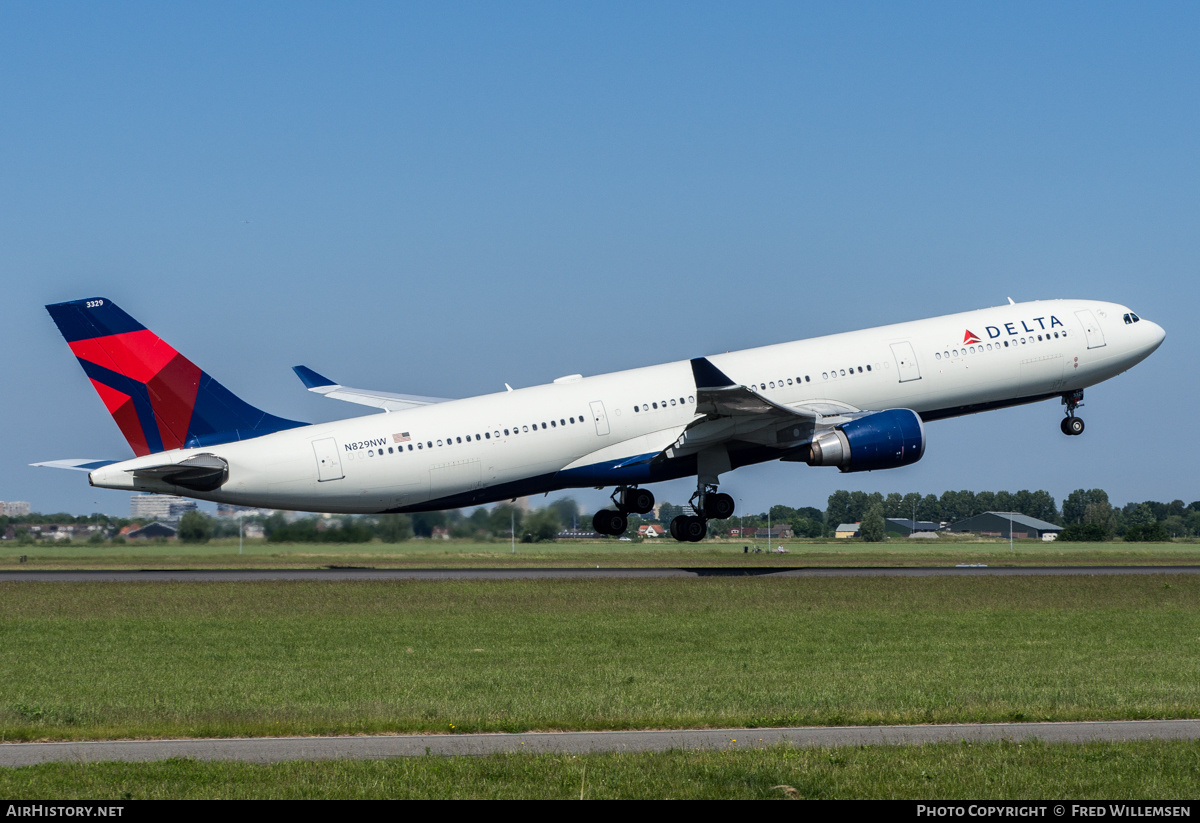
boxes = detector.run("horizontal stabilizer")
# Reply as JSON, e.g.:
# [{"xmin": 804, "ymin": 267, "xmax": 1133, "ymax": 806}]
[
  {"xmin": 293, "ymin": 365, "xmax": 451, "ymax": 412},
  {"xmin": 31, "ymin": 459, "xmax": 118, "ymax": 472}
]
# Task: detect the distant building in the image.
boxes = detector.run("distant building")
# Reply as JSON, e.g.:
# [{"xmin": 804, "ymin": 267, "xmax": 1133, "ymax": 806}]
[
  {"xmin": 23, "ymin": 523, "xmax": 101, "ymax": 540},
  {"xmin": 949, "ymin": 512, "xmax": 1063, "ymax": 540},
  {"xmin": 835, "ymin": 523, "xmax": 861, "ymax": 539},
  {"xmin": 126, "ymin": 522, "xmax": 178, "ymax": 540},
  {"xmin": 130, "ymin": 494, "xmax": 197, "ymax": 522},
  {"xmin": 0, "ymin": 501, "xmax": 31, "ymax": 517},
  {"xmin": 637, "ymin": 524, "xmax": 667, "ymax": 538},
  {"xmin": 215, "ymin": 503, "xmax": 277, "ymax": 518},
  {"xmin": 885, "ymin": 518, "xmax": 940, "ymax": 536},
  {"xmin": 756, "ymin": 526, "xmax": 794, "ymax": 539}
]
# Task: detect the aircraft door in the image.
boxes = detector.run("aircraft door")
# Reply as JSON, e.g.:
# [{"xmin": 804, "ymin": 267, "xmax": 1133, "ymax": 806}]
[
  {"xmin": 589, "ymin": 400, "xmax": 610, "ymax": 436},
  {"xmin": 889, "ymin": 341, "xmax": 922, "ymax": 383},
  {"xmin": 1075, "ymin": 310, "xmax": 1107, "ymax": 349},
  {"xmin": 312, "ymin": 437, "xmax": 345, "ymax": 482}
]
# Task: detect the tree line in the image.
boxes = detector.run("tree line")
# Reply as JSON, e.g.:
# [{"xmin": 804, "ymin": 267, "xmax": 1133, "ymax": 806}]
[{"xmin": 5, "ymin": 487, "xmax": 1199, "ymax": 544}]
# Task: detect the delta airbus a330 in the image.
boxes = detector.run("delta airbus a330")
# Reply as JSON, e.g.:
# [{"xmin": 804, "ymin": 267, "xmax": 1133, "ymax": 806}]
[{"xmin": 37, "ymin": 297, "xmax": 1163, "ymax": 542}]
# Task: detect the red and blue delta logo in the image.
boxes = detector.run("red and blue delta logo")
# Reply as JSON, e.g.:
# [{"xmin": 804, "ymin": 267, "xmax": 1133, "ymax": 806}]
[{"xmin": 963, "ymin": 330, "xmax": 981, "ymax": 345}]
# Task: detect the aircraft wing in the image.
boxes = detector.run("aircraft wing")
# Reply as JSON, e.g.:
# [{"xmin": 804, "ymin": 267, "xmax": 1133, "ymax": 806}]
[
  {"xmin": 664, "ymin": 358, "xmax": 861, "ymax": 458},
  {"xmin": 293, "ymin": 366, "xmax": 452, "ymax": 412}
]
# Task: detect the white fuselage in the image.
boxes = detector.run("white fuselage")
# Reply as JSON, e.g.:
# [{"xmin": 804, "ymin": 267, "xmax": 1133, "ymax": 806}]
[{"xmin": 88, "ymin": 299, "xmax": 1164, "ymax": 513}]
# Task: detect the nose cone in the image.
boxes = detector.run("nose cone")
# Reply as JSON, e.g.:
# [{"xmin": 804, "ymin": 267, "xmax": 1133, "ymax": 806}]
[{"xmin": 1144, "ymin": 320, "xmax": 1166, "ymax": 353}]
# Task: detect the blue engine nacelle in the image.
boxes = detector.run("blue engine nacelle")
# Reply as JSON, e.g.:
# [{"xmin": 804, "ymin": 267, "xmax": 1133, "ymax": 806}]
[{"xmin": 804, "ymin": 409, "xmax": 925, "ymax": 472}]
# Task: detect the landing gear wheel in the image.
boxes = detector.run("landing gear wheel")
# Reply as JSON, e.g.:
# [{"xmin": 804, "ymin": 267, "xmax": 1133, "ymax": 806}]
[
  {"xmin": 669, "ymin": 515, "xmax": 684, "ymax": 541},
  {"xmin": 683, "ymin": 516, "xmax": 708, "ymax": 543},
  {"xmin": 626, "ymin": 488, "xmax": 655, "ymax": 515},
  {"xmin": 703, "ymin": 492, "xmax": 735, "ymax": 520},
  {"xmin": 1061, "ymin": 417, "xmax": 1085, "ymax": 436},
  {"xmin": 593, "ymin": 510, "xmax": 627, "ymax": 536}
]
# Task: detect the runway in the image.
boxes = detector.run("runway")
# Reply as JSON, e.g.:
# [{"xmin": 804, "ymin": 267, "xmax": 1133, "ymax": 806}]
[
  {"xmin": 3, "ymin": 720, "xmax": 1199, "ymax": 766},
  {"xmin": 1, "ymin": 565, "xmax": 1199, "ymax": 582}
]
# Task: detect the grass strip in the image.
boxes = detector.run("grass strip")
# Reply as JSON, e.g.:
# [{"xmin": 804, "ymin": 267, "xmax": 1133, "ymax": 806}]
[
  {"xmin": 1, "ymin": 575, "xmax": 1198, "ymax": 741},
  {"xmin": 2, "ymin": 741, "xmax": 1199, "ymax": 799},
  {"xmin": 1, "ymin": 538, "xmax": 1198, "ymax": 570}
]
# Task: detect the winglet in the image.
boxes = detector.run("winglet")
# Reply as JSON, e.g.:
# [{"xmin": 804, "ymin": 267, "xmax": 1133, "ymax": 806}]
[
  {"xmin": 293, "ymin": 365, "xmax": 336, "ymax": 389},
  {"xmin": 690, "ymin": 357, "xmax": 737, "ymax": 389}
]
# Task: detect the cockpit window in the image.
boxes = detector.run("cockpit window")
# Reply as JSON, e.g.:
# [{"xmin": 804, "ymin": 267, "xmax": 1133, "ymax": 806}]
[{"xmin": 1124, "ymin": 312, "xmax": 1141, "ymax": 324}]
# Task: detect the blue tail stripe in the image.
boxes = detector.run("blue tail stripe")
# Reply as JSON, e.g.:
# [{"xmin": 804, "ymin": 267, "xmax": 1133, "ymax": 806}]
[{"xmin": 76, "ymin": 359, "xmax": 166, "ymax": 453}]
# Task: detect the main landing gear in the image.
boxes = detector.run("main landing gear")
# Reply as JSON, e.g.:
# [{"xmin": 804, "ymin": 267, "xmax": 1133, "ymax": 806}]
[
  {"xmin": 592, "ymin": 485, "xmax": 655, "ymax": 536},
  {"xmin": 1061, "ymin": 390, "xmax": 1085, "ymax": 436},
  {"xmin": 591, "ymin": 483, "xmax": 738, "ymax": 542},
  {"xmin": 668, "ymin": 485, "xmax": 736, "ymax": 543}
]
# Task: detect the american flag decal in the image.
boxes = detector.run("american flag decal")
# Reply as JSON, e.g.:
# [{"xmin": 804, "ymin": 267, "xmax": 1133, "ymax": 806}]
[{"xmin": 393, "ymin": 432, "xmax": 410, "ymax": 443}]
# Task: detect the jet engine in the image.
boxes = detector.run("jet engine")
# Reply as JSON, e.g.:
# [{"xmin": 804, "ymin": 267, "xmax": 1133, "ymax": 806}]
[{"xmin": 804, "ymin": 409, "xmax": 925, "ymax": 472}]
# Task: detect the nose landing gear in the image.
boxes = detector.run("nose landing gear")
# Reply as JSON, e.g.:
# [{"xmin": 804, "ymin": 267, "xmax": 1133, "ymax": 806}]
[{"xmin": 1061, "ymin": 390, "xmax": 1085, "ymax": 436}]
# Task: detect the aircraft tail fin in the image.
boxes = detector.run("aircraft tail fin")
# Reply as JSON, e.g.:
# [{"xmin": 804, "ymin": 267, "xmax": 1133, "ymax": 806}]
[{"xmin": 46, "ymin": 297, "xmax": 305, "ymax": 456}]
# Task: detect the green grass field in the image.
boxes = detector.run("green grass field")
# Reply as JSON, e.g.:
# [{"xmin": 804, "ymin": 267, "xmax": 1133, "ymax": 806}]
[
  {"xmin": 2, "ymin": 537, "xmax": 1198, "ymax": 569},
  {"xmin": 2, "ymin": 575, "xmax": 1198, "ymax": 742},
  {"xmin": 3, "ymin": 741, "xmax": 1200, "ymax": 799}
]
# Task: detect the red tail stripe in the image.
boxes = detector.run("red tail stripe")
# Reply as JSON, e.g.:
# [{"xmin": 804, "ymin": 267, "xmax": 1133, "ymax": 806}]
[
  {"xmin": 111, "ymin": 397, "xmax": 151, "ymax": 457},
  {"xmin": 89, "ymin": 379, "xmax": 132, "ymax": 415},
  {"xmin": 146, "ymin": 354, "xmax": 202, "ymax": 451},
  {"xmin": 68, "ymin": 329, "xmax": 183, "ymax": 385}
]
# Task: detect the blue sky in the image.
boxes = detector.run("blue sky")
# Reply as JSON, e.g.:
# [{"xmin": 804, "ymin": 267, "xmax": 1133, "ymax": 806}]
[{"xmin": 3, "ymin": 2, "xmax": 1196, "ymax": 517}]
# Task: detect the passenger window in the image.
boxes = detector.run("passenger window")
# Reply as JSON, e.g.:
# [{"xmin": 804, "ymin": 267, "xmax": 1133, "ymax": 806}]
[{"xmin": 551, "ymin": 420, "xmax": 556, "ymax": 427}]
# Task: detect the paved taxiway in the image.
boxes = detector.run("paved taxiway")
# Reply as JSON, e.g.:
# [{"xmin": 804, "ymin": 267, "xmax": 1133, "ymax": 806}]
[
  {"xmin": 3, "ymin": 720, "xmax": 1199, "ymax": 766},
  {"xmin": 2, "ymin": 565, "xmax": 1200, "ymax": 582}
]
